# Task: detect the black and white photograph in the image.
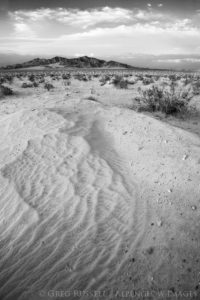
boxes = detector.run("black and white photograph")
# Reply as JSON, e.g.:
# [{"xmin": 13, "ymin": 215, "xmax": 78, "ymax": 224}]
[{"xmin": 0, "ymin": 0, "xmax": 200, "ymax": 299}]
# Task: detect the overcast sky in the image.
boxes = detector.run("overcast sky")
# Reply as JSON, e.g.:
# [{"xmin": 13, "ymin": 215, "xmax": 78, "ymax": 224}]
[{"xmin": 0, "ymin": 0, "xmax": 200, "ymax": 70}]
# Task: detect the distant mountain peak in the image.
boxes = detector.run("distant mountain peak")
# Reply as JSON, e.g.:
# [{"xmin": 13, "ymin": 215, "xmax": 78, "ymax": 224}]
[{"xmin": 3, "ymin": 56, "xmax": 137, "ymax": 70}]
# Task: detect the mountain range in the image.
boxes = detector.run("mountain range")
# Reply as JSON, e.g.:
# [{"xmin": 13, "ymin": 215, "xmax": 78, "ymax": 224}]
[{"xmin": 3, "ymin": 56, "xmax": 140, "ymax": 70}]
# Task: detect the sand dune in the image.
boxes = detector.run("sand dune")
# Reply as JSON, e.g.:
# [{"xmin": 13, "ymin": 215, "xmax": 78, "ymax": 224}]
[{"xmin": 0, "ymin": 99, "xmax": 200, "ymax": 299}]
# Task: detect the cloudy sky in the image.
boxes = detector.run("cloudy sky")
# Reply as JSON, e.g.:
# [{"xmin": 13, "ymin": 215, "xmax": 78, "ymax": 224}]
[{"xmin": 0, "ymin": 0, "xmax": 200, "ymax": 70}]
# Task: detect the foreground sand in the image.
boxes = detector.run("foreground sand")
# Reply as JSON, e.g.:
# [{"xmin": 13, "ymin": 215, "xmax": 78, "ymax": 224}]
[{"xmin": 0, "ymin": 80, "xmax": 200, "ymax": 300}]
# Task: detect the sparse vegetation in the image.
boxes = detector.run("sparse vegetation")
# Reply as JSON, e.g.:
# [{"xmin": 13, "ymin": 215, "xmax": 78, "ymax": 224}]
[
  {"xmin": 137, "ymin": 84, "xmax": 193, "ymax": 115},
  {"xmin": 0, "ymin": 70, "xmax": 199, "ymax": 118},
  {"xmin": 74, "ymin": 74, "xmax": 88, "ymax": 81}
]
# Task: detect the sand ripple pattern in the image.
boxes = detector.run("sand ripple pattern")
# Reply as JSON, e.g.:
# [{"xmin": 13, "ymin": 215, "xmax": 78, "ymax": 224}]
[{"xmin": 0, "ymin": 109, "xmax": 147, "ymax": 300}]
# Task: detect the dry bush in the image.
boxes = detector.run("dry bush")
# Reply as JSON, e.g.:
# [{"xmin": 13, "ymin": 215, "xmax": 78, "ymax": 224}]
[
  {"xmin": 99, "ymin": 75, "xmax": 111, "ymax": 86},
  {"xmin": 16, "ymin": 74, "xmax": 23, "ymax": 80},
  {"xmin": 73, "ymin": 74, "xmax": 88, "ymax": 81},
  {"xmin": 0, "ymin": 77, "xmax": 7, "ymax": 84},
  {"xmin": 28, "ymin": 74, "xmax": 35, "ymax": 82},
  {"xmin": 112, "ymin": 75, "xmax": 128, "ymax": 89},
  {"xmin": 126, "ymin": 78, "xmax": 136, "ymax": 85},
  {"xmin": 0, "ymin": 85, "xmax": 14, "ymax": 96},
  {"xmin": 44, "ymin": 83, "xmax": 54, "ymax": 91},
  {"xmin": 142, "ymin": 77, "xmax": 154, "ymax": 85},
  {"xmin": 2, "ymin": 75, "xmax": 14, "ymax": 84},
  {"xmin": 137, "ymin": 83, "xmax": 193, "ymax": 115},
  {"xmin": 192, "ymin": 80, "xmax": 200, "ymax": 95},
  {"xmin": 33, "ymin": 82, "xmax": 39, "ymax": 87},
  {"xmin": 64, "ymin": 80, "xmax": 71, "ymax": 87},
  {"xmin": 62, "ymin": 73, "xmax": 71, "ymax": 80},
  {"xmin": 183, "ymin": 76, "xmax": 193, "ymax": 86},
  {"xmin": 21, "ymin": 82, "xmax": 34, "ymax": 88}
]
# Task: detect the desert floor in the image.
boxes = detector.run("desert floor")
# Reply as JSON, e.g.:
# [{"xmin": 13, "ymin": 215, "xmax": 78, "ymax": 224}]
[{"xmin": 0, "ymin": 75, "xmax": 200, "ymax": 300}]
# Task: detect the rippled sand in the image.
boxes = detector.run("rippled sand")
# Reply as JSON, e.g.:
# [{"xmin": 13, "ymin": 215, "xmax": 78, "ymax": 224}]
[{"xmin": 0, "ymin": 89, "xmax": 200, "ymax": 299}]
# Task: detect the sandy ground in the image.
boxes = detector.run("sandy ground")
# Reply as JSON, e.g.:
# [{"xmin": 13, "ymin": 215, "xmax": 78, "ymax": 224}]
[{"xmin": 0, "ymin": 78, "xmax": 200, "ymax": 300}]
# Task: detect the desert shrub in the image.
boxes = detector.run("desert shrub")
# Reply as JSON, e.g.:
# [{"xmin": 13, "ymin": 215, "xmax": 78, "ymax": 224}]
[
  {"xmin": 33, "ymin": 82, "xmax": 39, "ymax": 88},
  {"xmin": 16, "ymin": 74, "xmax": 23, "ymax": 80},
  {"xmin": 64, "ymin": 80, "xmax": 71, "ymax": 86},
  {"xmin": 73, "ymin": 74, "xmax": 88, "ymax": 81},
  {"xmin": 0, "ymin": 85, "xmax": 14, "ymax": 96},
  {"xmin": 39, "ymin": 78, "xmax": 45, "ymax": 84},
  {"xmin": 154, "ymin": 75, "xmax": 160, "ymax": 81},
  {"xmin": 183, "ymin": 76, "xmax": 193, "ymax": 86},
  {"xmin": 136, "ymin": 75, "xmax": 144, "ymax": 81},
  {"xmin": 112, "ymin": 75, "xmax": 128, "ymax": 89},
  {"xmin": 28, "ymin": 74, "xmax": 35, "ymax": 82},
  {"xmin": 192, "ymin": 80, "xmax": 200, "ymax": 95},
  {"xmin": 21, "ymin": 82, "xmax": 34, "ymax": 88},
  {"xmin": 137, "ymin": 84, "xmax": 193, "ymax": 115},
  {"xmin": 127, "ymin": 78, "xmax": 136, "ymax": 85},
  {"xmin": 55, "ymin": 76, "xmax": 60, "ymax": 81},
  {"xmin": 169, "ymin": 75, "xmax": 176, "ymax": 81},
  {"xmin": 99, "ymin": 75, "xmax": 111, "ymax": 86},
  {"xmin": 3, "ymin": 75, "xmax": 13, "ymax": 84},
  {"xmin": 0, "ymin": 78, "xmax": 6, "ymax": 84},
  {"xmin": 62, "ymin": 73, "xmax": 71, "ymax": 80},
  {"xmin": 142, "ymin": 77, "xmax": 154, "ymax": 85},
  {"xmin": 44, "ymin": 83, "xmax": 54, "ymax": 91}
]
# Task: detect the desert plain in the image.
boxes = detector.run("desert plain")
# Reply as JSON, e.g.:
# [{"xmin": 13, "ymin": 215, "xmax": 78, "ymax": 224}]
[{"xmin": 0, "ymin": 70, "xmax": 200, "ymax": 300}]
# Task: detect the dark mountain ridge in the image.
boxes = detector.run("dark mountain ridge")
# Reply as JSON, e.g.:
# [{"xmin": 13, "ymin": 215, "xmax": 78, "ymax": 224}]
[{"xmin": 3, "ymin": 56, "xmax": 141, "ymax": 70}]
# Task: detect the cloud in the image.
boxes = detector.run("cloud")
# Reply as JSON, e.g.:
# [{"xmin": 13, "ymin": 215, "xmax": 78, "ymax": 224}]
[
  {"xmin": 147, "ymin": 4, "xmax": 152, "ymax": 7},
  {"xmin": 8, "ymin": 7, "xmax": 199, "ymax": 36},
  {"xmin": 158, "ymin": 4, "xmax": 163, "ymax": 7},
  {"xmin": 1, "ymin": 6, "xmax": 200, "ymax": 59},
  {"xmin": 59, "ymin": 21, "xmax": 199, "ymax": 41},
  {"xmin": 9, "ymin": 7, "xmax": 133, "ymax": 29},
  {"xmin": 13, "ymin": 22, "xmax": 36, "ymax": 38},
  {"xmin": 157, "ymin": 57, "xmax": 200, "ymax": 63},
  {"xmin": 74, "ymin": 52, "xmax": 94, "ymax": 57}
]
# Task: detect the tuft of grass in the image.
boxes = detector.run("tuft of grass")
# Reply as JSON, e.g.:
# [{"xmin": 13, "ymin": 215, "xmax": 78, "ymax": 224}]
[{"xmin": 137, "ymin": 84, "xmax": 193, "ymax": 115}]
